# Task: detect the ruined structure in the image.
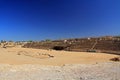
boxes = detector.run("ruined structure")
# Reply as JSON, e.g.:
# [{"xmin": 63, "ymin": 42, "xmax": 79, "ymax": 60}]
[{"xmin": 22, "ymin": 36, "xmax": 120, "ymax": 55}]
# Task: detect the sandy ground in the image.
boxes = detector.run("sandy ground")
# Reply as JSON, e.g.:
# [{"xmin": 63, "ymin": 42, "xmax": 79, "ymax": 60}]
[
  {"xmin": 0, "ymin": 62, "xmax": 119, "ymax": 80},
  {"xmin": 0, "ymin": 47, "xmax": 120, "ymax": 80},
  {"xmin": 0, "ymin": 47, "xmax": 118, "ymax": 65}
]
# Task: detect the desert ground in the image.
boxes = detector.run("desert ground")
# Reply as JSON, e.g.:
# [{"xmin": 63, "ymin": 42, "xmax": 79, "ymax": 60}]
[
  {"xmin": 0, "ymin": 47, "xmax": 120, "ymax": 80},
  {"xmin": 0, "ymin": 47, "xmax": 118, "ymax": 65}
]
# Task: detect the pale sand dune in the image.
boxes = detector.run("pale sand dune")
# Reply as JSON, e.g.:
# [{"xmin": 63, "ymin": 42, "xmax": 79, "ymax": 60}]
[{"xmin": 0, "ymin": 47, "xmax": 118, "ymax": 65}]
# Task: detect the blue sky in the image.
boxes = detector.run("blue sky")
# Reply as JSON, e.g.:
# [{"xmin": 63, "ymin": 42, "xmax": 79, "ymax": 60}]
[{"xmin": 0, "ymin": 0, "xmax": 120, "ymax": 41}]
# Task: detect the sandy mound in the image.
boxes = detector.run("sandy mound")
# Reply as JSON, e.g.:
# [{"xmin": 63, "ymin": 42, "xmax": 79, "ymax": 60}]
[{"xmin": 17, "ymin": 51, "xmax": 54, "ymax": 59}]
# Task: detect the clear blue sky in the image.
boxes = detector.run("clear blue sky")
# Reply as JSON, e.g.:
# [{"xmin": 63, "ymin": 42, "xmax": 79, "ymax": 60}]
[{"xmin": 0, "ymin": 0, "xmax": 120, "ymax": 41}]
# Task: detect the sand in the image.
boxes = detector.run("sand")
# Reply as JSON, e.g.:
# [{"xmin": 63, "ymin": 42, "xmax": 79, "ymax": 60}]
[
  {"xmin": 0, "ymin": 47, "xmax": 118, "ymax": 65},
  {"xmin": 0, "ymin": 62, "xmax": 119, "ymax": 80},
  {"xmin": 0, "ymin": 47, "xmax": 120, "ymax": 80}
]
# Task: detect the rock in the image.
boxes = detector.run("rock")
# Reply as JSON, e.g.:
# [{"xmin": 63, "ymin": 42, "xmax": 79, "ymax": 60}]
[{"xmin": 110, "ymin": 57, "xmax": 120, "ymax": 61}]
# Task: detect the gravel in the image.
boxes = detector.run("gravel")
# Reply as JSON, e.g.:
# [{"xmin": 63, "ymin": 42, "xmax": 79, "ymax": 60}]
[{"xmin": 0, "ymin": 62, "xmax": 120, "ymax": 80}]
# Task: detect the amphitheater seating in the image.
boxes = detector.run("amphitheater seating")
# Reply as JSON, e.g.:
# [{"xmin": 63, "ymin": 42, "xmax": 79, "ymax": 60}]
[{"xmin": 23, "ymin": 37, "xmax": 120, "ymax": 55}]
